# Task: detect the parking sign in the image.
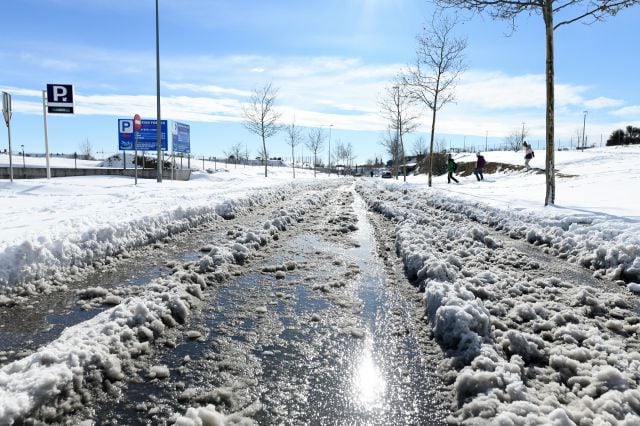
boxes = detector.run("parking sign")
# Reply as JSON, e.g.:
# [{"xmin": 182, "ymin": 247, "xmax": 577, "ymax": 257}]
[{"xmin": 46, "ymin": 84, "xmax": 74, "ymax": 114}]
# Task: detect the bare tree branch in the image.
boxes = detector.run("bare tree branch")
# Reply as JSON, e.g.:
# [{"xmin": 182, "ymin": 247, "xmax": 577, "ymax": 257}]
[
  {"xmin": 305, "ymin": 128, "xmax": 325, "ymax": 178},
  {"xmin": 285, "ymin": 118, "xmax": 303, "ymax": 178},
  {"xmin": 242, "ymin": 82, "xmax": 282, "ymax": 177},
  {"xmin": 403, "ymin": 12, "xmax": 467, "ymax": 187}
]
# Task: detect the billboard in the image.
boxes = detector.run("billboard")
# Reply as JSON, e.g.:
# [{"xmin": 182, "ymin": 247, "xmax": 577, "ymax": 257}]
[
  {"xmin": 118, "ymin": 119, "xmax": 168, "ymax": 151},
  {"xmin": 172, "ymin": 122, "xmax": 191, "ymax": 153}
]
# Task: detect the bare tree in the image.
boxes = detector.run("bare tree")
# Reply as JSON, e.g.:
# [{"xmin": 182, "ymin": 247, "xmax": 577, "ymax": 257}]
[
  {"xmin": 435, "ymin": 138, "xmax": 448, "ymax": 153},
  {"xmin": 403, "ymin": 13, "xmax": 467, "ymax": 187},
  {"xmin": 285, "ymin": 119, "xmax": 303, "ymax": 178},
  {"xmin": 225, "ymin": 142, "xmax": 244, "ymax": 168},
  {"xmin": 412, "ymin": 136, "xmax": 428, "ymax": 157},
  {"xmin": 436, "ymin": 0, "xmax": 638, "ymax": 205},
  {"xmin": 79, "ymin": 138, "xmax": 94, "ymax": 159},
  {"xmin": 344, "ymin": 141, "xmax": 356, "ymax": 173},
  {"xmin": 333, "ymin": 140, "xmax": 356, "ymax": 175},
  {"xmin": 504, "ymin": 125, "xmax": 529, "ymax": 151},
  {"xmin": 242, "ymin": 82, "xmax": 281, "ymax": 177},
  {"xmin": 379, "ymin": 127, "xmax": 401, "ymax": 171},
  {"xmin": 305, "ymin": 128, "xmax": 325, "ymax": 178},
  {"xmin": 380, "ymin": 81, "xmax": 421, "ymax": 181}
]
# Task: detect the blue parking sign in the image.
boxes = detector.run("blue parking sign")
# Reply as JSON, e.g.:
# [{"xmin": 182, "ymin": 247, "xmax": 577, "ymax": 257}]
[{"xmin": 118, "ymin": 119, "xmax": 168, "ymax": 151}]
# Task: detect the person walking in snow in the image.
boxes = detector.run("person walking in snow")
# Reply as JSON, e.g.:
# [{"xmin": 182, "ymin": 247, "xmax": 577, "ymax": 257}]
[
  {"xmin": 523, "ymin": 141, "xmax": 535, "ymax": 170},
  {"xmin": 474, "ymin": 152, "xmax": 486, "ymax": 181},
  {"xmin": 447, "ymin": 154, "xmax": 459, "ymax": 184}
]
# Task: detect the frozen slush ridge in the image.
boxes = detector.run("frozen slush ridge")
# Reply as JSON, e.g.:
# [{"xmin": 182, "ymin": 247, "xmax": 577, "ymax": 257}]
[
  {"xmin": 0, "ymin": 181, "xmax": 323, "ymax": 293},
  {"xmin": 360, "ymin": 181, "xmax": 640, "ymax": 424},
  {"xmin": 0, "ymin": 184, "xmax": 327, "ymax": 423}
]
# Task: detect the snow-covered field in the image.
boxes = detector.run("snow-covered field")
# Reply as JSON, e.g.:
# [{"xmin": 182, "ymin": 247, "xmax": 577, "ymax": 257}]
[
  {"xmin": 1, "ymin": 145, "xmax": 639, "ymax": 424},
  {"xmin": 0, "ymin": 158, "xmax": 332, "ymax": 293}
]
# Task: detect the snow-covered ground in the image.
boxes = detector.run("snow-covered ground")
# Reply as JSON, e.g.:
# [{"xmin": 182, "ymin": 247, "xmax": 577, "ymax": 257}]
[
  {"xmin": 1, "ymin": 145, "xmax": 639, "ymax": 424},
  {"xmin": 0, "ymin": 158, "xmax": 332, "ymax": 293}
]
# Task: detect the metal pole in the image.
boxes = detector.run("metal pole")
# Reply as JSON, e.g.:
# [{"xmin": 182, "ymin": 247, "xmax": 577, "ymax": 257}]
[
  {"xmin": 581, "ymin": 110, "xmax": 587, "ymax": 152},
  {"xmin": 2, "ymin": 100, "xmax": 13, "ymax": 182},
  {"xmin": 155, "ymin": 0, "xmax": 162, "ymax": 182},
  {"xmin": 5, "ymin": 121, "xmax": 13, "ymax": 183},
  {"xmin": 134, "ymin": 131, "xmax": 138, "ymax": 185},
  {"xmin": 21, "ymin": 145, "xmax": 25, "ymax": 168},
  {"xmin": 42, "ymin": 90, "xmax": 51, "ymax": 179},
  {"xmin": 485, "ymin": 131, "xmax": 488, "ymax": 152}
]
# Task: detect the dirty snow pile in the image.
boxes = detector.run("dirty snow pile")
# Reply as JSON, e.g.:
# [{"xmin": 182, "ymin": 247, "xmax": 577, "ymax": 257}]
[
  {"xmin": 393, "ymin": 146, "xmax": 640, "ymax": 290},
  {"xmin": 358, "ymin": 181, "xmax": 640, "ymax": 424},
  {"xmin": 0, "ymin": 188, "xmax": 329, "ymax": 423},
  {"xmin": 0, "ymin": 167, "xmax": 332, "ymax": 300}
]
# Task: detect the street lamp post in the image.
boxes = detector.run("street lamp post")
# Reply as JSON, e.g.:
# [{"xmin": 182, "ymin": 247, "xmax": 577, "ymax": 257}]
[
  {"xmin": 581, "ymin": 110, "xmax": 588, "ymax": 151},
  {"xmin": 21, "ymin": 144, "xmax": 25, "ymax": 168},
  {"xmin": 155, "ymin": 0, "xmax": 163, "ymax": 182},
  {"xmin": 328, "ymin": 124, "xmax": 333, "ymax": 174}
]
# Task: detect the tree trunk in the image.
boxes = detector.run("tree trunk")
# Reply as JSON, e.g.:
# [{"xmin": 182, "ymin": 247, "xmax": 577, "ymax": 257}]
[
  {"xmin": 291, "ymin": 146, "xmax": 296, "ymax": 178},
  {"xmin": 544, "ymin": 2, "xmax": 555, "ymax": 205},
  {"xmin": 262, "ymin": 134, "xmax": 268, "ymax": 178},
  {"xmin": 428, "ymin": 106, "xmax": 437, "ymax": 187}
]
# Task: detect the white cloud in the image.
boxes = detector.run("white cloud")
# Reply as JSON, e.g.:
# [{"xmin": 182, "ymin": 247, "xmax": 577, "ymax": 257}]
[
  {"xmin": 456, "ymin": 70, "xmax": 590, "ymax": 110},
  {"xmin": 163, "ymin": 83, "xmax": 251, "ymax": 98},
  {"xmin": 584, "ymin": 96, "xmax": 624, "ymax": 109},
  {"xmin": 4, "ymin": 53, "xmax": 634, "ymax": 141},
  {"xmin": 612, "ymin": 105, "xmax": 640, "ymax": 116}
]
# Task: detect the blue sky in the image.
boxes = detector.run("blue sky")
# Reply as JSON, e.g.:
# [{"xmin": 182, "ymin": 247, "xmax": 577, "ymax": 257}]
[{"xmin": 1, "ymin": 0, "xmax": 638, "ymax": 163}]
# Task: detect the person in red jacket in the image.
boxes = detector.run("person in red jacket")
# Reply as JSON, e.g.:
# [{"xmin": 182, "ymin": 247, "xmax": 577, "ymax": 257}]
[{"xmin": 474, "ymin": 152, "xmax": 486, "ymax": 181}]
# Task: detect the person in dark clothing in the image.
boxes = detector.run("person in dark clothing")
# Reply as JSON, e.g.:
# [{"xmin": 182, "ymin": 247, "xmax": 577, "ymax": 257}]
[
  {"xmin": 474, "ymin": 152, "xmax": 486, "ymax": 181},
  {"xmin": 447, "ymin": 154, "xmax": 459, "ymax": 184}
]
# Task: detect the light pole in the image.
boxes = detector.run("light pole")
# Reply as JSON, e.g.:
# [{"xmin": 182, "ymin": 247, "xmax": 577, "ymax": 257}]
[
  {"xmin": 328, "ymin": 124, "xmax": 333, "ymax": 174},
  {"xmin": 21, "ymin": 144, "xmax": 25, "ymax": 168},
  {"xmin": 581, "ymin": 110, "xmax": 588, "ymax": 151},
  {"xmin": 155, "ymin": 0, "xmax": 163, "ymax": 182}
]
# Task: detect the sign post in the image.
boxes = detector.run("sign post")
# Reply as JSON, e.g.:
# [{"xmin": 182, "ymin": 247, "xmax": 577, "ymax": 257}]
[
  {"xmin": 42, "ymin": 91, "xmax": 51, "ymax": 179},
  {"xmin": 133, "ymin": 114, "xmax": 141, "ymax": 185},
  {"xmin": 43, "ymin": 84, "xmax": 74, "ymax": 180},
  {"xmin": 2, "ymin": 92, "xmax": 13, "ymax": 182}
]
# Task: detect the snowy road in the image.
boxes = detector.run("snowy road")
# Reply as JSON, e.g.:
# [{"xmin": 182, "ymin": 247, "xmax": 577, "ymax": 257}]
[
  {"xmin": 0, "ymin": 184, "xmax": 449, "ymax": 424},
  {"xmin": 1, "ymin": 178, "xmax": 640, "ymax": 424}
]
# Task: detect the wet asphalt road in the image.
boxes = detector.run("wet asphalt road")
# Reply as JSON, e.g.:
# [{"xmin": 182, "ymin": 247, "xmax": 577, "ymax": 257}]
[{"xmin": 1, "ymin": 185, "xmax": 450, "ymax": 425}]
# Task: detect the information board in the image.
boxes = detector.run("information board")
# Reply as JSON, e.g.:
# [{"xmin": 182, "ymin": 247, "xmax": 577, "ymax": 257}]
[
  {"xmin": 172, "ymin": 122, "xmax": 191, "ymax": 153},
  {"xmin": 118, "ymin": 119, "xmax": 168, "ymax": 151}
]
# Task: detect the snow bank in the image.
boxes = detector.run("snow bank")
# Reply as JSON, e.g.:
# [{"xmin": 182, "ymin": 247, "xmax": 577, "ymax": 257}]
[
  {"xmin": 0, "ymin": 189, "xmax": 328, "ymax": 423},
  {"xmin": 357, "ymin": 181, "xmax": 640, "ymax": 424},
  {"xmin": 0, "ymin": 179, "xmax": 330, "ymax": 296}
]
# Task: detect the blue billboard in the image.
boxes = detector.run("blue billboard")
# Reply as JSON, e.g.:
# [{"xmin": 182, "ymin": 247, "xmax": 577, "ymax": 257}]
[
  {"xmin": 118, "ymin": 119, "xmax": 168, "ymax": 151},
  {"xmin": 172, "ymin": 122, "xmax": 191, "ymax": 153}
]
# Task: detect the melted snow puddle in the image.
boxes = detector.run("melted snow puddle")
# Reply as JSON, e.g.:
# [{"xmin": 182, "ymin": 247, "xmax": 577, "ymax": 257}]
[{"xmin": 0, "ymin": 236, "xmax": 208, "ymax": 361}]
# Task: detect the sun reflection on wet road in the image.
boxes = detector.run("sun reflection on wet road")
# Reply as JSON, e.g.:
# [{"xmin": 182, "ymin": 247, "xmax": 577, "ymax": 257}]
[{"xmin": 352, "ymin": 338, "xmax": 387, "ymax": 410}]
